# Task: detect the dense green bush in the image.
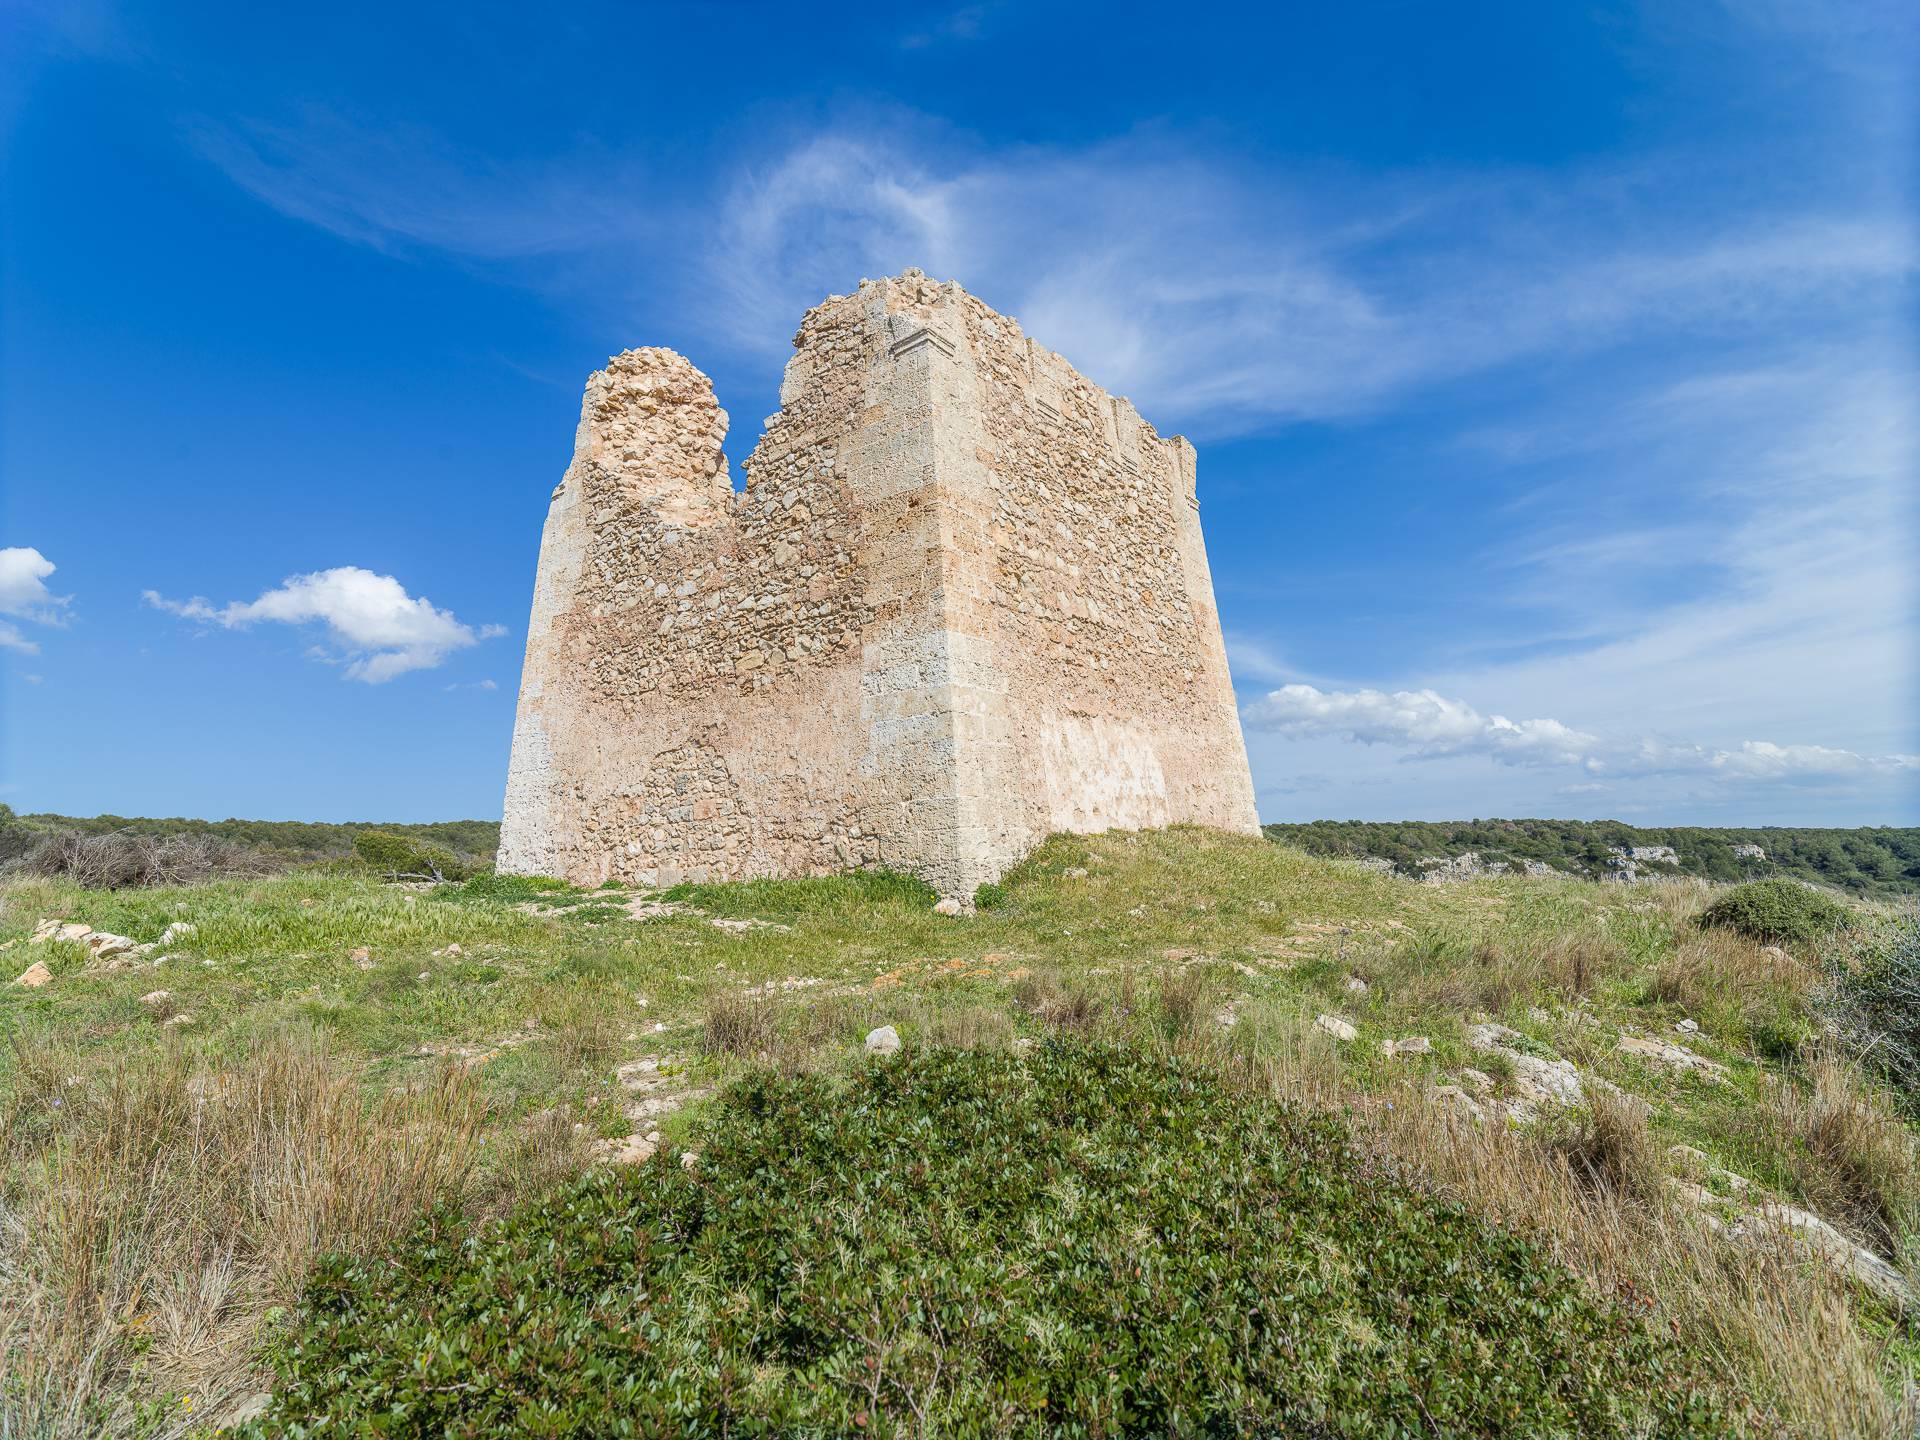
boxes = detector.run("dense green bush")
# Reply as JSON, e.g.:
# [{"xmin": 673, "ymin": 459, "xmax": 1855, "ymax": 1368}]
[
  {"xmin": 257, "ymin": 1046, "xmax": 1723, "ymax": 1437},
  {"xmin": 1264, "ymin": 819, "xmax": 1920, "ymax": 897},
  {"xmin": 350, "ymin": 829, "xmax": 473, "ymax": 882},
  {"xmin": 1824, "ymin": 912, "xmax": 1920, "ymax": 1113},
  {"xmin": 1700, "ymin": 879, "xmax": 1852, "ymax": 943}
]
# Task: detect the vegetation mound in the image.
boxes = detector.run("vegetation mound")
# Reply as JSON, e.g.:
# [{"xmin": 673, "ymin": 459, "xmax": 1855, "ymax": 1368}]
[
  {"xmin": 259, "ymin": 1045, "xmax": 1720, "ymax": 1438},
  {"xmin": 1700, "ymin": 878, "xmax": 1853, "ymax": 943}
]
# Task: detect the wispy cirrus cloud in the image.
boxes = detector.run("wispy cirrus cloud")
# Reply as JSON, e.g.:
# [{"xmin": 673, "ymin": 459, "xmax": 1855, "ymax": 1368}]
[
  {"xmin": 144, "ymin": 566, "xmax": 504, "ymax": 682},
  {"xmin": 184, "ymin": 100, "xmax": 1915, "ymax": 435}
]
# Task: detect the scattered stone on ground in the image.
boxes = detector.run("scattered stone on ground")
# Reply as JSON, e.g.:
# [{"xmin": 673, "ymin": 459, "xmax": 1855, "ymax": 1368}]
[
  {"xmin": 29, "ymin": 919, "xmax": 95, "ymax": 946},
  {"xmin": 13, "ymin": 960, "xmax": 53, "ymax": 988},
  {"xmin": 1063, "ymin": 867, "xmax": 1089, "ymax": 879},
  {"xmin": 1617, "ymin": 1033, "xmax": 1729, "ymax": 1083},
  {"xmin": 1465, "ymin": 1023, "xmax": 1582, "ymax": 1119},
  {"xmin": 1314, "ymin": 1014, "xmax": 1357, "ymax": 1043},
  {"xmin": 1382, "ymin": 1036, "xmax": 1432, "ymax": 1058},
  {"xmin": 1430, "ymin": 1084, "xmax": 1486, "ymax": 1123},
  {"xmin": 710, "ymin": 917, "xmax": 792, "ymax": 934},
  {"xmin": 162, "ymin": 1013, "xmax": 194, "ymax": 1028},
  {"xmin": 140, "ymin": 990, "xmax": 171, "ymax": 1007},
  {"xmin": 932, "ymin": 898, "xmax": 964, "ymax": 917},
  {"xmin": 1674, "ymin": 1018, "xmax": 1700, "ymax": 1035},
  {"xmin": 1343, "ymin": 975, "xmax": 1369, "ymax": 995},
  {"xmin": 158, "ymin": 921, "xmax": 196, "ymax": 945},
  {"xmin": 1743, "ymin": 1202, "xmax": 1915, "ymax": 1311},
  {"xmin": 589, "ymin": 1133, "xmax": 657, "ymax": 1166},
  {"xmin": 84, "ymin": 932, "xmax": 141, "ymax": 964},
  {"xmin": 865, "ymin": 1024, "xmax": 902, "ymax": 1054},
  {"xmin": 613, "ymin": 1054, "xmax": 710, "ymax": 1125}
]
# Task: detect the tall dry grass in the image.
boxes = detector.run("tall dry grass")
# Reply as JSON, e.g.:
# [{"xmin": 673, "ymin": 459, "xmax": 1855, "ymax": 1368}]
[
  {"xmin": 0, "ymin": 1033, "xmax": 481, "ymax": 1438},
  {"xmin": 1746, "ymin": 1051, "xmax": 1920, "ymax": 1253},
  {"xmin": 1220, "ymin": 1039, "xmax": 1919, "ymax": 1438}
]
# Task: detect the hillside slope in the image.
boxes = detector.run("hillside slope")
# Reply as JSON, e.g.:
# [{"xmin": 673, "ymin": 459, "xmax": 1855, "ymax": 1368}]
[{"xmin": 2, "ymin": 830, "xmax": 1915, "ymax": 1435}]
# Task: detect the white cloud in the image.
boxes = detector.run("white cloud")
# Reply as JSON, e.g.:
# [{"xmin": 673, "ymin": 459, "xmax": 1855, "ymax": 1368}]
[
  {"xmin": 144, "ymin": 566, "xmax": 503, "ymax": 682},
  {"xmin": 0, "ymin": 546, "xmax": 71, "ymax": 654},
  {"xmin": 1243, "ymin": 682, "xmax": 1916, "ymax": 787}
]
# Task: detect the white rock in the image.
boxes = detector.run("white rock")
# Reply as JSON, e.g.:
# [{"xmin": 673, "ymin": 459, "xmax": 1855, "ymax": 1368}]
[
  {"xmin": 1430, "ymin": 1084, "xmax": 1485, "ymax": 1123},
  {"xmin": 1314, "ymin": 1014, "xmax": 1357, "ymax": 1043},
  {"xmin": 1675, "ymin": 1018, "xmax": 1700, "ymax": 1034},
  {"xmin": 865, "ymin": 1024, "xmax": 902, "ymax": 1054},
  {"xmin": 13, "ymin": 960, "xmax": 53, "ymax": 988},
  {"xmin": 31, "ymin": 920, "xmax": 92, "ymax": 945},
  {"xmin": 1747, "ymin": 1202, "xmax": 1915, "ymax": 1311},
  {"xmin": 589, "ymin": 1133, "xmax": 657, "ymax": 1166},
  {"xmin": 162, "ymin": 1013, "xmax": 194, "ymax": 1028},
  {"xmin": 445, "ymin": 943, "xmax": 463, "ymax": 957},
  {"xmin": 1342, "ymin": 975, "xmax": 1369, "ymax": 995},
  {"xmin": 159, "ymin": 921, "xmax": 196, "ymax": 945},
  {"xmin": 1382, "ymin": 1036, "xmax": 1432, "ymax": 1058},
  {"xmin": 85, "ymin": 933, "xmax": 139, "ymax": 960},
  {"xmin": 1618, "ymin": 1033, "xmax": 1728, "ymax": 1083},
  {"xmin": 932, "ymin": 898, "xmax": 963, "ymax": 917},
  {"xmin": 140, "ymin": 990, "xmax": 172, "ymax": 1007}
]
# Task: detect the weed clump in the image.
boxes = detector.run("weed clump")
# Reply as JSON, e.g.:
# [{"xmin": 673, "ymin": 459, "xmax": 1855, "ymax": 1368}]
[
  {"xmin": 1700, "ymin": 879, "xmax": 1851, "ymax": 945},
  {"xmin": 258, "ymin": 1045, "xmax": 1727, "ymax": 1437}
]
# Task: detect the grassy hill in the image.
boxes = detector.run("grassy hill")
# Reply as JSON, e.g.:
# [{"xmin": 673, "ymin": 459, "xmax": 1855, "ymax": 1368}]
[
  {"xmin": 2, "ymin": 830, "xmax": 1917, "ymax": 1435},
  {"xmin": 1264, "ymin": 818, "xmax": 1920, "ymax": 897}
]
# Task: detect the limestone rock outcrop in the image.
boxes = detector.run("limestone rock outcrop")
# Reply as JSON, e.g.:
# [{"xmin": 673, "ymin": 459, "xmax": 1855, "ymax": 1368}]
[{"xmin": 500, "ymin": 271, "xmax": 1259, "ymax": 902}]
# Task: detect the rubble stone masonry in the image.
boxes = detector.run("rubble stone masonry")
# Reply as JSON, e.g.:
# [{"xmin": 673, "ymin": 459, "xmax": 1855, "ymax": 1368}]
[{"xmin": 499, "ymin": 271, "xmax": 1260, "ymax": 902}]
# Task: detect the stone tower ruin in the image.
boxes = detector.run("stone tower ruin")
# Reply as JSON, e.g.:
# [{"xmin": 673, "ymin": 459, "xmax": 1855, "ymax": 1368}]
[{"xmin": 499, "ymin": 271, "xmax": 1259, "ymax": 903}]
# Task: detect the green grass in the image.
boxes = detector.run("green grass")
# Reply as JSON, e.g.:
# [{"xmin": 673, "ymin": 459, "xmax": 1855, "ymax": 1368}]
[{"xmin": 2, "ymin": 827, "xmax": 1915, "ymax": 1436}]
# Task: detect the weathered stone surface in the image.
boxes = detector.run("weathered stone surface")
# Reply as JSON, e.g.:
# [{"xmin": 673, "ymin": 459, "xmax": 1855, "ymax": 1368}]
[
  {"xmin": 499, "ymin": 271, "xmax": 1259, "ymax": 904},
  {"xmin": 13, "ymin": 960, "xmax": 52, "ymax": 988},
  {"xmin": 865, "ymin": 1024, "xmax": 902, "ymax": 1054},
  {"xmin": 1466, "ymin": 1023, "xmax": 1583, "ymax": 1114},
  {"xmin": 1382, "ymin": 1036, "xmax": 1432, "ymax": 1057},
  {"xmin": 1618, "ymin": 1033, "xmax": 1729, "ymax": 1083},
  {"xmin": 1314, "ymin": 1014, "xmax": 1357, "ymax": 1043}
]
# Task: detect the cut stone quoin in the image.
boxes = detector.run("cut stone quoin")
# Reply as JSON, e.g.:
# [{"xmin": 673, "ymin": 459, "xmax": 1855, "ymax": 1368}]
[{"xmin": 499, "ymin": 270, "xmax": 1259, "ymax": 903}]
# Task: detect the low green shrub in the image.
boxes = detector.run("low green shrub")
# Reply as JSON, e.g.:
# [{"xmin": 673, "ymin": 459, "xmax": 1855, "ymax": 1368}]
[
  {"xmin": 350, "ymin": 829, "xmax": 473, "ymax": 883},
  {"xmin": 257, "ymin": 1046, "xmax": 1725, "ymax": 1437},
  {"xmin": 1699, "ymin": 879, "xmax": 1851, "ymax": 944}
]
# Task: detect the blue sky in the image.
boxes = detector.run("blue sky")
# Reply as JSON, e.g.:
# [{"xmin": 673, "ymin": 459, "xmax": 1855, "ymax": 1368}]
[{"xmin": 2, "ymin": 0, "xmax": 1914, "ymax": 826}]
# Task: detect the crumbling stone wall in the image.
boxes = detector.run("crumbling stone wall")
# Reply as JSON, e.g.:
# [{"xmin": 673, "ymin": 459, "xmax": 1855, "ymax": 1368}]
[{"xmin": 500, "ymin": 271, "xmax": 1260, "ymax": 901}]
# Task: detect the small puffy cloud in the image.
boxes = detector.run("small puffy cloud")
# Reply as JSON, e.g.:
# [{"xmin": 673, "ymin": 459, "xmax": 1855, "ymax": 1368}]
[
  {"xmin": 1242, "ymin": 682, "xmax": 1915, "ymax": 786},
  {"xmin": 145, "ymin": 566, "xmax": 503, "ymax": 683},
  {"xmin": 0, "ymin": 546, "xmax": 72, "ymax": 654}
]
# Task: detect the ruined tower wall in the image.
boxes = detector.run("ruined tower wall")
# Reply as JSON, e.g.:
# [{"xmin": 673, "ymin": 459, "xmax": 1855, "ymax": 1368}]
[{"xmin": 499, "ymin": 271, "xmax": 1260, "ymax": 899}]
